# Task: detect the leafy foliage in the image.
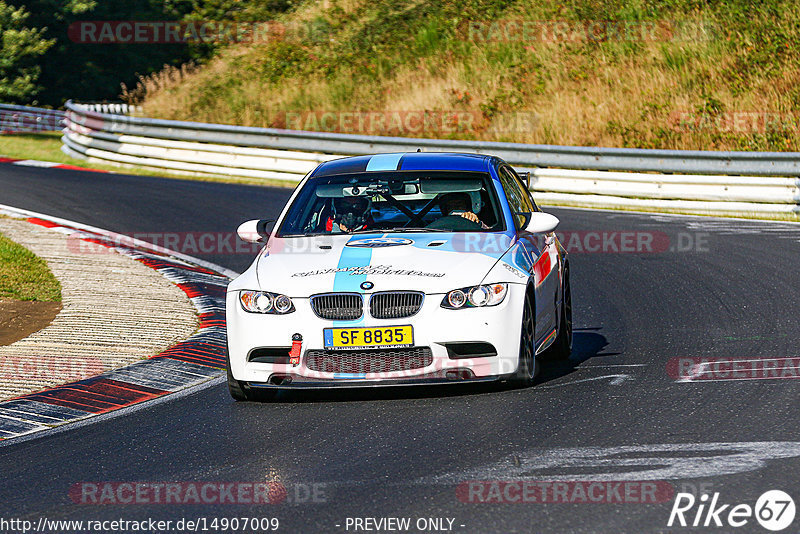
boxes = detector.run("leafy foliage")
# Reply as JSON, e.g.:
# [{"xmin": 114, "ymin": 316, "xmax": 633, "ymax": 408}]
[
  {"xmin": 0, "ymin": 1, "xmax": 54, "ymax": 102},
  {"xmin": 4, "ymin": 0, "xmax": 294, "ymax": 105}
]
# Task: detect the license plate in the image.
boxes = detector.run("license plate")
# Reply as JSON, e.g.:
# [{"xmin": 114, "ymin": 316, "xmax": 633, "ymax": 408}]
[{"xmin": 323, "ymin": 325, "xmax": 413, "ymax": 349}]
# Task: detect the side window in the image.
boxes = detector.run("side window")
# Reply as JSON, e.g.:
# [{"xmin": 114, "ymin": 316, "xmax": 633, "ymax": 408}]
[
  {"xmin": 498, "ymin": 166, "xmax": 533, "ymax": 229},
  {"xmin": 516, "ymin": 173, "xmax": 540, "ymax": 212}
]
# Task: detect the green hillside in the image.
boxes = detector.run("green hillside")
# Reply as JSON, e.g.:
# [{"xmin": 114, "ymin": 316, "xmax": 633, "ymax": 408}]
[{"xmin": 132, "ymin": 0, "xmax": 800, "ymax": 151}]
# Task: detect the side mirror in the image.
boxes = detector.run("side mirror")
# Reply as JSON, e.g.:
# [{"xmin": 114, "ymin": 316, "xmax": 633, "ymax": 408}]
[
  {"xmin": 521, "ymin": 212, "xmax": 559, "ymax": 234},
  {"xmin": 237, "ymin": 219, "xmax": 274, "ymax": 243}
]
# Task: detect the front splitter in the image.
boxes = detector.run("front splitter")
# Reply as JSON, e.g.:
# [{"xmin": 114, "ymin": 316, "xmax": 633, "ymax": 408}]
[{"xmin": 246, "ymin": 372, "xmax": 504, "ymax": 389}]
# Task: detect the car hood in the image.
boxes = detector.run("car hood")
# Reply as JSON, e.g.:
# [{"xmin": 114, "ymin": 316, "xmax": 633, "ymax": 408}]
[{"xmin": 257, "ymin": 232, "xmax": 515, "ymax": 296}]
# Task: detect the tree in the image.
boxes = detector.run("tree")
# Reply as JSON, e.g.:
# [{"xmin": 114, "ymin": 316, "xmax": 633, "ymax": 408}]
[
  {"xmin": 0, "ymin": 1, "xmax": 54, "ymax": 102},
  {"xmin": 4, "ymin": 0, "xmax": 294, "ymax": 106}
]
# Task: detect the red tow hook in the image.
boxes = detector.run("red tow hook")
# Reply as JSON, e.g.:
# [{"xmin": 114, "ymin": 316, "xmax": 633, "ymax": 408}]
[{"xmin": 288, "ymin": 333, "xmax": 303, "ymax": 366}]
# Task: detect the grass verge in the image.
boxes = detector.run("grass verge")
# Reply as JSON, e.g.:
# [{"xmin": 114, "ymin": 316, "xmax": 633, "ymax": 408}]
[{"xmin": 0, "ymin": 232, "xmax": 62, "ymax": 302}]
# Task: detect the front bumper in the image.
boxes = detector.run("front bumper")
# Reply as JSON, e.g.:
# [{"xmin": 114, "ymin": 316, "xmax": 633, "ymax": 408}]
[{"xmin": 226, "ymin": 285, "xmax": 526, "ymax": 387}]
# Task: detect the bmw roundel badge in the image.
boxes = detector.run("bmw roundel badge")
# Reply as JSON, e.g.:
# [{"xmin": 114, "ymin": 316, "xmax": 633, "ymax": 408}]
[{"xmin": 360, "ymin": 281, "xmax": 374, "ymax": 290}]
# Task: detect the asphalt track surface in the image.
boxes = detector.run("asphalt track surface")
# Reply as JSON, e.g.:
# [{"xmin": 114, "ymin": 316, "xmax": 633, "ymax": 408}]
[{"xmin": 1, "ymin": 165, "xmax": 800, "ymax": 533}]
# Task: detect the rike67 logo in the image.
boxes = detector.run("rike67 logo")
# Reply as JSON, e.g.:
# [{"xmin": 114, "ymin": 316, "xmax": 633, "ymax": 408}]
[{"xmin": 668, "ymin": 490, "xmax": 795, "ymax": 531}]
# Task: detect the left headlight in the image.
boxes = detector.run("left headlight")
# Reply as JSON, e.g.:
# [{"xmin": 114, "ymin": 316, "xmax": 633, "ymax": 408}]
[
  {"xmin": 239, "ymin": 290, "xmax": 295, "ymax": 314},
  {"xmin": 441, "ymin": 283, "xmax": 508, "ymax": 309}
]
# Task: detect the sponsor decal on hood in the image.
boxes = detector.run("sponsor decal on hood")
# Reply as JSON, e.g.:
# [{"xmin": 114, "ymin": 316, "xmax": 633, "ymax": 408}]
[
  {"xmin": 291, "ymin": 264, "xmax": 444, "ymax": 278},
  {"xmin": 346, "ymin": 237, "xmax": 414, "ymax": 248}
]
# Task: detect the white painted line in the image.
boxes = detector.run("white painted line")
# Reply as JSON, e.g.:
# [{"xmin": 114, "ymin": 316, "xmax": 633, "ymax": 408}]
[
  {"xmin": 11, "ymin": 159, "xmax": 60, "ymax": 168},
  {"xmin": 676, "ymin": 361, "xmax": 710, "ymax": 383},
  {"xmin": 676, "ymin": 358, "xmax": 800, "ymax": 383},
  {"xmin": 678, "ymin": 375, "xmax": 800, "ymax": 384},
  {"xmin": 419, "ymin": 441, "xmax": 800, "ymax": 483},
  {"xmin": 537, "ymin": 374, "xmax": 632, "ymax": 389}
]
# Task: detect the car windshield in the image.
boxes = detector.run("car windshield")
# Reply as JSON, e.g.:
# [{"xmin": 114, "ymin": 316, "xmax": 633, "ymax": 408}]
[{"xmin": 277, "ymin": 171, "xmax": 506, "ymax": 237}]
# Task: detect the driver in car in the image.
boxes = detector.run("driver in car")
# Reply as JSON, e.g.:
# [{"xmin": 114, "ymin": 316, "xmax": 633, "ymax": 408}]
[
  {"xmin": 325, "ymin": 195, "xmax": 373, "ymax": 233},
  {"xmin": 427, "ymin": 192, "xmax": 489, "ymax": 230}
]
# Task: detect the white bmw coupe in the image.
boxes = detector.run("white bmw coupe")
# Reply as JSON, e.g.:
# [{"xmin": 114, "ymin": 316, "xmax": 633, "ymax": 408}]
[{"xmin": 226, "ymin": 152, "xmax": 571, "ymax": 400}]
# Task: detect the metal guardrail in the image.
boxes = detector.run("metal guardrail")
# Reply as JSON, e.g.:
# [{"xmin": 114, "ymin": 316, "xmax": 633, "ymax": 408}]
[
  {"xmin": 60, "ymin": 101, "xmax": 800, "ymax": 214},
  {"xmin": 3, "ymin": 100, "xmax": 791, "ymax": 215},
  {"xmin": 62, "ymin": 101, "xmax": 800, "ymax": 177},
  {"xmin": 0, "ymin": 104, "xmax": 64, "ymax": 133},
  {"xmin": 530, "ymin": 168, "xmax": 799, "ymax": 214},
  {"xmin": 62, "ymin": 102, "xmax": 340, "ymax": 181}
]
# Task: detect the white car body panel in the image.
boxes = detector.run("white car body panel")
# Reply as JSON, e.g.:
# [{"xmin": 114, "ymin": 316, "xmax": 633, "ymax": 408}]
[{"xmin": 225, "ymin": 153, "xmax": 567, "ymax": 389}]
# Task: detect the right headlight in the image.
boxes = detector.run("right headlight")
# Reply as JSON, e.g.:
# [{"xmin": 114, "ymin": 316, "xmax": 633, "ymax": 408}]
[
  {"xmin": 239, "ymin": 290, "xmax": 295, "ymax": 314},
  {"xmin": 441, "ymin": 283, "xmax": 508, "ymax": 309}
]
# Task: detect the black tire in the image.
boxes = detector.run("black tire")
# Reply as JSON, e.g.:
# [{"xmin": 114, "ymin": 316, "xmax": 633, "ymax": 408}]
[
  {"xmin": 226, "ymin": 350, "xmax": 251, "ymax": 401},
  {"xmin": 542, "ymin": 267, "xmax": 572, "ymax": 361},
  {"xmin": 511, "ymin": 290, "xmax": 538, "ymax": 387}
]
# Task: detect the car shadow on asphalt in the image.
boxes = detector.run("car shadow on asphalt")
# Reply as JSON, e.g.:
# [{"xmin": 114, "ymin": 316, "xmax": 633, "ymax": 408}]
[
  {"xmin": 238, "ymin": 329, "xmax": 618, "ymax": 404},
  {"xmin": 533, "ymin": 328, "xmax": 620, "ymax": 387}
]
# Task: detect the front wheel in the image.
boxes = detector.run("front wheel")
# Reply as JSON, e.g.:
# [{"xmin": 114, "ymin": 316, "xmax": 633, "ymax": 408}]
[{"xmin": 511, "ymin": 291, "xmax": 538, "ymax": 387}]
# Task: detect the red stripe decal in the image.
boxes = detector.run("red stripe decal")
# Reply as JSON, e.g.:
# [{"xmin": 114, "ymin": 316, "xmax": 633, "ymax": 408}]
[{"xmin": 532, "ymin": 250, "xmax": 552, "ymax": 286}]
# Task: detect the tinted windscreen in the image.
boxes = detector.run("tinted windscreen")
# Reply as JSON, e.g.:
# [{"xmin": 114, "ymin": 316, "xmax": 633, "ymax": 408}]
[{"xmin": 277, "ymin": 171, "xmax": 505, "ymax": 236}]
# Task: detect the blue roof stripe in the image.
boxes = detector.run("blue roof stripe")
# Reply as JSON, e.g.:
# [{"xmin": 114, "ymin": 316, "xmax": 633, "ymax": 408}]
[
  {"xmin": 397, "ymin": 152, "xmax": 490, "ymax": 171},
  {"xmin": 366, "ymin": 153, "xmax": 404, "ymax": 171}
]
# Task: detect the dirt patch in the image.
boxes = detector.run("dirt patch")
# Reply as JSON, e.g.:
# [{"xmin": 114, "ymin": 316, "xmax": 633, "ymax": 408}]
[{"xmin": 0, "ymin": 299, "xmax": 61, "ymax": 346}]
